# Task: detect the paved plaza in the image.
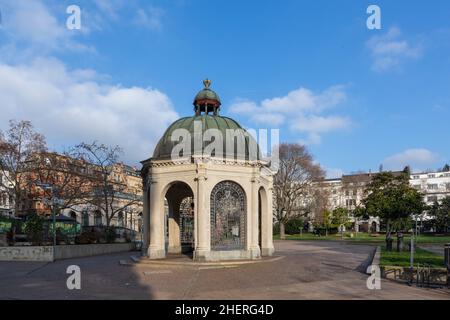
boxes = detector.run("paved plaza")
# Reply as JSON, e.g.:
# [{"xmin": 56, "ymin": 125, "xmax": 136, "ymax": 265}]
[{"xmin": 0, "ymin": 241, "xmax": 449, "ymax": 300}]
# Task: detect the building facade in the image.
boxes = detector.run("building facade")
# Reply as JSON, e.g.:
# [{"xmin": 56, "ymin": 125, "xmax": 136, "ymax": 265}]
[
  {"xmin": 62, "ymin": 163, "xmax": 144, "ymax": 233},
  {"xmin": 0, "ymin": 171, "xmax": 14, "ymax": 217},
  {"xmin": 410, "ymin": 170, "xmax": 450, "ymax": 206},
  {"xmin": 310, "ymin": 169, "xmax": 450, "ymax": 232},
  {"xmin": 315, "ymin": 173, "xmax": 381, "ymax": 232},
  {"xmin": 18, "ymin": 152, "xmax": 144, "ymax": 233}
]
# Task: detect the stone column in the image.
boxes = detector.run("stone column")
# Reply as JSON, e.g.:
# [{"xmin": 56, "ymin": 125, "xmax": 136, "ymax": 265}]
[
  {"xmin": 141, "ymin": 182, "xmax": 150, "ymax": 257},
  {"xmin": 194, "ymin": 163, "xmax": 210, "ymax": 261},
  {"xmin": 261, "ymin": 186, "xmax": 275, "ymax": 256},
  {"xmin": 147, "ymin": 181, "xmax": 166, "ymax": 259},
  {"xmin": 249, "ymin": 176, "xmax": 261, "ymax": 259}
]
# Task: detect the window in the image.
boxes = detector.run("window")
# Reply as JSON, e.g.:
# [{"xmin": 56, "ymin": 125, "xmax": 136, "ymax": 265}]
[
  {"xmin": 180, "ymin": 197, "xmax": 194, "ymax": 246},
  {"xmin": 345, "ymin": 190, "xmax": 350, "ymax": 196},
  {"xmin": 210, "ymin": 181, "xmax": 246, "ymax": 251},
  {"xmin": 427, "ymin": 184, "xmax": 438, "ymax": 190},
  {"xmin": 428, "ymin": 196, "xmax": 438, "ymax": 203},
  {"xmin": 446, "ymin": 183, "xmax": 450, "ymax": 191},
  {"xmin": 346, "ymin": 199, "xmax": 356, "ymax": 207},
  {"xmin": 428, "ymin": 174, "xmax": 436, "ymax": 178},
  {"xmin": 94, "ymin": 211, "xmax": 102, "ymax": 226},
  {"xmin": 353, "ymin": 190, "xmax": 357, "ymax": 196},
  {"xmin": 413, "ymin": 175, "xmax": 420, "ymax": 180},
  {"xmin": 118, "ymin": 212, "xmax": 124, "ymax": 227},
  {"xmin": 412, "ymin": 184, "xmax": 421, "ymax": 190},
  {"xmin": 82, "ymin": 211, "xmax": 89, "ymax": 226}
]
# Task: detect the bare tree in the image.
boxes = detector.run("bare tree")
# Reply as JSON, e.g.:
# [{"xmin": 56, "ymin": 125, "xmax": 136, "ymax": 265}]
[
  {"xmin": 26, "ymin": 150, "xmax": 93, "ymax": 217},
  {"xmin": 310, "ymin": 185, "xmax": 331, "ymax": 231},
  {"xmin": 0, "ymin": 120, "xmax": 47, "ymax": 216},
  {"xmin": 274, "ymin": 143, "xmax": 325, "ymax": 239},
  {"xmin": 76, "ymin": 141, "xmax": 140, "ymax": 227}
]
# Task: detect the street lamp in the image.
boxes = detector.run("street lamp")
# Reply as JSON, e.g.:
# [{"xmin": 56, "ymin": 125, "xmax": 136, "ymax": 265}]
[
  {"xmin": 410, "ymin": 213, "xmax": 418, "ymax": 284},
  {"xmin": 37, "ymin": 183, "xmax": 59, "ymax": 248}
]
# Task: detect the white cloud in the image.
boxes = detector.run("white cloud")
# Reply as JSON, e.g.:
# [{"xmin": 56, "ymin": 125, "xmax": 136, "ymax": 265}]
[
  {"xmin": 91, "ymin": 0, "xmax": 165, "ymax": 32},
  {"xmin": 367, "ymin": 27, "xmax": 422, "ymax": 72},
  {"xmin": 0, "ymin": 0, "xmax": 93, "ymax": 57},
  {"xmin": 0, "ymin": 58, "xmax": 179, "ymax": 165},
  {"xmin": 5, "ymin": 0, "xmax": 62, "ymax": 44},
  {"xmin": 251, "ymin": 113, "xmax": 285, "ymax": 126},
  {"xmin": 135, "ymin": 7, "xmax": 164, "ymax": 31},
  {"xmin": 0, "ymin": 0, "xmax": 165, "ymax": 60},
  {"xmin": 291, "ymin": 115, "xmax": 350, "ymax": 133},
  {"xmin": 93, "ymin": 0, "xmax": 125, "ymax": 20},
  {"xmin": 383, "ymin": 148, "xmax": 440, "ymax": 171},
  {"xmin": 229, "ymin": 85, "xmax": 350, "ymax": 144}
]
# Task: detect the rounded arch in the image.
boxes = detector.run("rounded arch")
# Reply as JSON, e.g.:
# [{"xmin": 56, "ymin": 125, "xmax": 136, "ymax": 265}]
[
  {"xmin": 258, "ymin": 186, "xmax": 268, "ymax": 249},
  {"xmin": 160, "ymin": 180, "xmax": 196, "ymax": 201},
  {"xmin": 370, "ymin": 221, "xmax": 378, "ymax": 233},
  {"xmin": 162, "ymin": 180, "xmax": 195, "ymax": 255},
  {"xmin": 258, "ymin": 186, "xmax": 268, "ymax": 206},
  {"xmin": 94, "ymin": 210, "xmax": 102, "ymax": 226},
  {"xmin": 210, "ymin": 180, "xmax": 247, "ymax": 251},
  {"xmin": 69, "ymin": 210, "xmax": 77, "ymax": 222},
  {"xmin": 82, "ymin": 210, "xmax": 89, "ymax": 227},
  {"xmin": 258, "ymin": 185, "xmax": 274, "ymax": 256},
  {"xmin": 118, "ymin": 211, "xmax": 124, "ymax": 227}
]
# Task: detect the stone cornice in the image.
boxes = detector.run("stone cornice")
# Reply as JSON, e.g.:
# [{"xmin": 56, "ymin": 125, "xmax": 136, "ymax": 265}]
[{"xmin": 147, "ymin": 156, "xmax": 270, "ymax": 169}]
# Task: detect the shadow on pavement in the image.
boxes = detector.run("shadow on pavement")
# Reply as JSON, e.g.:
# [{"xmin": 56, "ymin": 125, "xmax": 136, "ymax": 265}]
[{"xmin": 0, "ymin": 251, "xmax": 154, "ymax": 300}]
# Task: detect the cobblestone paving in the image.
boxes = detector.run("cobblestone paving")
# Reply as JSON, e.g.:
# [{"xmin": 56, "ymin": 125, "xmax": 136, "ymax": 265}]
[{"xmin": 0, "ymin": 241, "xmax": 449, "ymax": 300}]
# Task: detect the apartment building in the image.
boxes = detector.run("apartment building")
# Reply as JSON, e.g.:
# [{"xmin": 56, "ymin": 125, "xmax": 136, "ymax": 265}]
[{"xmin": 410, "ymin": 170, "xmax": 450, "ymax": 206}]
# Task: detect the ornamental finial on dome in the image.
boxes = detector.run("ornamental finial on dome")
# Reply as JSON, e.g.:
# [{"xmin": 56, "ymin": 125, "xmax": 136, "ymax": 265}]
[
  {"xmin": 194, "ymin": 79, "xmax": 221, "ymax": 116},
  {"xmin": 203, "ymin": 79, "xmax": 211, "ymax": 89}
]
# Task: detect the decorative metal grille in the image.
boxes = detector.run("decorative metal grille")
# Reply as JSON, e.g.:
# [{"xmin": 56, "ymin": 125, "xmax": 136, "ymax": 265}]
[
  {"xmin": 180, "ymin": 197, "xmax": 194, "ymax": 246},
  {"xmin": 210, "ymin": 181, "xmax": 246, "ymax": 251}
]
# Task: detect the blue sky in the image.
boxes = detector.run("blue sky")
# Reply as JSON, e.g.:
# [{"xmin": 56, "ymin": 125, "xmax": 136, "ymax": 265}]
[{"xmin": 0, "ymin": 0, "xmax": 449, "ymax": 176}]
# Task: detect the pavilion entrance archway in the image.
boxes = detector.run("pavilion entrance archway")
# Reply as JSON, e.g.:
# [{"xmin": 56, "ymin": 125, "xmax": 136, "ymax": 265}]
[
  {"xmin": 210, "ymin": 181, "xmax": 247, "ymax": 251},
  {"xmin": 164, "ymin": 181, "xmax": 195, "ymax": 256},
  {"xmin": 258, "ymin": 186, "xmax": 271, "ymax": 256}
]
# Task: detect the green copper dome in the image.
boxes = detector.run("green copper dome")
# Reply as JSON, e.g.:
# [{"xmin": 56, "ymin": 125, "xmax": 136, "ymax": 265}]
[
  {"xmin": 194, "ymin": 88, "xmax": 221, "ymax": 103},
  {"xmin": 152, "ymin": 115, "xmax": 259, "ymax": 160},
  {"xmin": 151, "ymin": 80, "xmax": 260, "ymax": 161},
  {"xmin": 193, "ymin": 79, "xmax": 221, "ymax": 116}
]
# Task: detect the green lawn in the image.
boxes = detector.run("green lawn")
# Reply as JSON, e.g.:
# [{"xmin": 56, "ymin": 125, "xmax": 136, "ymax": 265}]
[
  {"xmin": 274, "ymin": 232, "xmax": 450, "ymax": 245},
  {"xmin": 380, "ymin": 246, "xmax": 445, "ymax": 268}
]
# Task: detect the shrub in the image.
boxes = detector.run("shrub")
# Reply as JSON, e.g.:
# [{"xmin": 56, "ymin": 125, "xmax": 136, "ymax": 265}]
[
  {"xmin": 313, "ymin": 227, "xmax": 338, "ymax": 236},
  {"xmin": 75, "ymin": 233, "xmax": 90, "ymax": 245},
  {"xmin": 105, "ymin": 226, "xmax": 116, "ymax": 243},
  {"xmin": 55, "ymin": 228, "xmax": 69, "ymax": 245},
  {"xmin": 285, "ymin": 218, "xmax": 305, "ymax": 235},
  {"xmin": 24, "ymin": 214, "xmax": 45, "ymax": 245},
  {"xmin": 75, "ymin": 230, "xmax": 102, "ymax": 244}
]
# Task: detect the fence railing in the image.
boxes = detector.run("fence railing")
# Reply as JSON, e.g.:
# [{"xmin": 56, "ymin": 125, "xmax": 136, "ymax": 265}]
[{"xmin": 1, "ymin": 217, "xmax": 142, "ymax": 246}]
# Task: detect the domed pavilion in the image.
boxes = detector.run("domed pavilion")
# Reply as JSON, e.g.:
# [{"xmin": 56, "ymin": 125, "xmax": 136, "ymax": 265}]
[{"xmin": 141, "ymin": 80, "xmax": 275, "ymax": 261}]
